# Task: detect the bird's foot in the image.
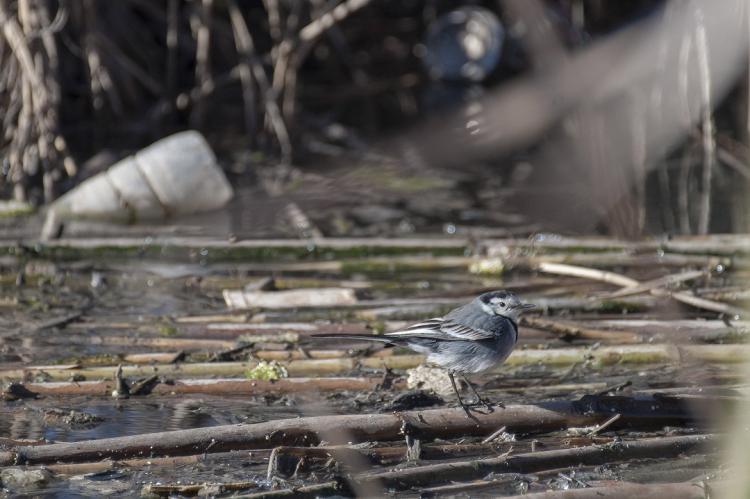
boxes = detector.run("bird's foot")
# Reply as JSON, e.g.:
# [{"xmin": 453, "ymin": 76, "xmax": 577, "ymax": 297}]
[
  {"xmin": 459, "ymin": 403, "xmax": 480, "ymax": 421},
  {"xmin": 467, "ymin": 397, "xmax": 496, "ymax": 412},
  {"xmin": 466, "ymin": 397, "xmax": 505, "ymax": 412}
]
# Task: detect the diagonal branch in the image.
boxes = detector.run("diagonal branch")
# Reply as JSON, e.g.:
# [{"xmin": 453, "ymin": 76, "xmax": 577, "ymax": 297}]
[{"xmin": 227, "ymin": 0, "xmax": 291, "ymax": 162}]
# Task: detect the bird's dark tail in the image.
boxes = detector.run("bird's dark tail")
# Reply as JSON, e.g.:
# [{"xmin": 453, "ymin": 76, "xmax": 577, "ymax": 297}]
[{"xmin": 313, "ymin": 334, "xmax": 397, "ymax": 345}]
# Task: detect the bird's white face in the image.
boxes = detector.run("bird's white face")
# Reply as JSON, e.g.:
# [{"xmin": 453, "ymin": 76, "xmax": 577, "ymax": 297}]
[{"xmin": 479, "ymin": 291, "xmax": 535, "ymax": 321}]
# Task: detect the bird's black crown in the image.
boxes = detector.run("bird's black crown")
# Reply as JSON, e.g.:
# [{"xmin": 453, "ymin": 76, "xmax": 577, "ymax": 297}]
[{"xmin": 479, "ymin": 290, "xmax": 512, "ymax": 304}]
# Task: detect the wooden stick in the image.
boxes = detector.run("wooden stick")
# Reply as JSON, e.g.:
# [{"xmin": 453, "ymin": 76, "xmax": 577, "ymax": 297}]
[
  {"xmin": 223, "ymin": 287, "xmax": 357, "ymax": 310},
  {"xmin": 537, "ymin": 261, "xmax": 744, "ymax": 315},
  {"xmin": 695, "ymin": 12, "xmax": 715, "ymax": 236},
  {"xmin": 30, "ymin": 310, "xmax": 84, "ymax": 332},
  {"xmin": 164, "ymin": 0, "xmax": 179, "ymax": 118},
  {"xmin": 0, "ymin": 437, "xmax": 48, "ymax": 448},
  {"xmin": 510, "ymin": 234, "xmax": 750, "ymax": 257},
  {"xmin": 123, "ymin": 352, "xmax": 183, "ymax": 364},
  {"xmin": 227, "ymin": 0, "xmax": 292, "ymax": 162},
  {"xmin": 235, "ymin": 481, "xmax": 343, "ymax": 499},
  {"xmin": 227, "ymin": 1, "xmax": 257, "ymax": 143},
  {"xmin": 271, "ymin": 0, "xmax": 373, "ymax": 126},
  {"xmin": 502, "ymin": 481, "xmax": 710, "ymax": 499},
  {"xmin": 536, "ymin": 262, "xmax": 639, "ymax": 287},
  {"xmin": 665, "ymin": 291, "xmax": 746, "ymax": 316},
  {"xmin": 520, "ymin": 316, "xmax": 641, "ymax": 343},
  {"xmin": 299, "ymin": 0, "xmax": 371, "ymax": 42},
  {"xmin": 175, "ymin": 313, "xmax": 249, "ymax": 324},
  {"xmin": 185, "ymin": 321, "xmax": 368, "ymax": 336},
  {"xmin": 0, "ymin": 354, "xmax": 425, "ymax": 380},
  {"xmin": 2, "ymin": 343, "xmax": 748, "ymax": 381},
  {"xmin": 42, "ymin": 334, "xmax": 236, "ymax": 351},
  {"xmin": 589, "ymin": 413, "xmax": 621, "ymax": 435},
  {"xmin": 6, "ymin": 235, "xmax": 750, "ymax": 262},
  {"xmin": 679, "ymin": 147, "xmax": 694, "ymax": 234},
  {"xmin": 143, "ymin": 480, "xmax": 258, "ymax": 496},
  {"xmin": 3, "ymin": 236, "xmax": 467, "ymax": 262},
  {"xmin": 417, "ymin": 475, "xmax": 522, "ymax": 497},
  {"xmin": 695, "ymin": 287, "xmax": 750, "ymax": 301},
  {"xmin": 12, "ymin": 441, "xmax": 514, "ymax": 477},
  {"xmin": 4, "ymin": 376, "xmax": 405, "ymax": 398},
  {"xmin": 0, "ymin": 396, "xmax": 699, "ymax": 465},
  {"xmin": 10, "ymin": 449, "xmax": 267, "ymax": 476},
  {"xmin": 265, "ymin": 439, "xmax": 525, "ymax": 481},
  {"xmin": 45, "ymin": 347, "xmax": 360, "ymax": 368},
  {"xmin": 416, "ymin": 465, "xmax": 625, "ymax": 497},
  {"xmin": 190, "ymin": 0, "xmax": 213, "ymax": 128},
  {"xmin": 356, "ymin": 296, "xmax": 657, "ymax": 321},
  {"xmin": 599, "ymin": 269, "xmax": 706, "ymax": 299},
  {"xmin": 354, "ymin": 434, "xmax": 716, "ymax": 490}
]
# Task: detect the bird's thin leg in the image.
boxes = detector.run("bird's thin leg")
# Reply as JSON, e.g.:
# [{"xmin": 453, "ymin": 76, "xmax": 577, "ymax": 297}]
[
  {"xmin": 448, "ymin": 371, "xmax": 472, "ymax": 417},
  {"xmin": 460, "ymin": 374, "xmax": 495, "ymax": 411}
]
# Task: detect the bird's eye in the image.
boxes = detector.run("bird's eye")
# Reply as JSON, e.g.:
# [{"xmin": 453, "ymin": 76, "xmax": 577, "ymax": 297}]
[{"xmin": 499, "ymin": 302, "xmax": 506, "ymax": 307}]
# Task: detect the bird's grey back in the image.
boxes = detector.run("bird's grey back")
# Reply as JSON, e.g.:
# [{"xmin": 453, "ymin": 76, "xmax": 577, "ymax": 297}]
[{"xmin": 444, "ymin": 299, "xmax": 518, "ymax": 343}]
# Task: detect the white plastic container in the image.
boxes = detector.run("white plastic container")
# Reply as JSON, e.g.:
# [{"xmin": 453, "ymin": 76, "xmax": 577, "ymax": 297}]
[{"xmin": 47, "ymin": 131, "xmax": 233, "ymax": 224}]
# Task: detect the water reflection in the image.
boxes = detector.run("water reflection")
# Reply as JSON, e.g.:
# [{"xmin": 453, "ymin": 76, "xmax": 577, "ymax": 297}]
[{"xmin": 0, "ymin": 396, "xmax": 304, "ymax": 443}]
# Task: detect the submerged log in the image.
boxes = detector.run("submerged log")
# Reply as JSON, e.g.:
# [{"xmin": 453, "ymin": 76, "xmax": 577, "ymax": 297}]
[{"xmin": 0, "ymin": 395, "xmax": 701, "ymax": 465}]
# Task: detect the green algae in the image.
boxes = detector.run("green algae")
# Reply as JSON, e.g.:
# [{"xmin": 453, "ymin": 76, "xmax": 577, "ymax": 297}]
[{"xmin": 244, "ymin": 360, "xmax": 288, "ymax": 380}]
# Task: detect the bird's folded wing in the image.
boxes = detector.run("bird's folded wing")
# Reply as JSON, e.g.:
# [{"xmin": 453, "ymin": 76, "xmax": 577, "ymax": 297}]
[{"xmin": 385, "ymin": 317, "xmax": 495, "ymax": 341}]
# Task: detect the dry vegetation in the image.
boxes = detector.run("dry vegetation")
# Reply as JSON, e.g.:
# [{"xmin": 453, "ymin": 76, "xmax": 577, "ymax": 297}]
[{"xmin": 2, "ymin": 0, "xmax": 750, "ymax": 497}]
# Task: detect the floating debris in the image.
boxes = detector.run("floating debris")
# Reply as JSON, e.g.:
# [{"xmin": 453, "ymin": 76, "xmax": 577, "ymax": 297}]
[
  {"xmin": 41, "ymin": 131, "xmax": 233, "ymax": 238},
  {"xmin": 223, "ymin": 287, "xmax": 358, "ymax": 309},
  {"xmin": 42, "ymin": 408, "xmax": 104, "ymax": 428}
]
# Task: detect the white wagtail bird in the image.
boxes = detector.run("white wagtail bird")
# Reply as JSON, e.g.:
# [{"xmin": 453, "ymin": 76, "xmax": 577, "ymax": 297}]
[{"xmin": 316, "ymin": 290, "xmax": 535, "ymax": 416}]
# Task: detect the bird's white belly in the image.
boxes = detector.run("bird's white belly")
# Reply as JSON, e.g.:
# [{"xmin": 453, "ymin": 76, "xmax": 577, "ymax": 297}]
[
  {"xmin": 405, "ymin": 329, "xmax": 517, "ymax": 374},
  {"xmin": 427, "ymin": 348, "xmax": 508, "ymax": 374}
]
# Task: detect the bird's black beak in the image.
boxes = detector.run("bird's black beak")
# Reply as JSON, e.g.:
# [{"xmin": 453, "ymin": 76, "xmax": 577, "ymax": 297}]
[{"xmin": 517, "ymin": 303, "xmax": 536, "ymax": 310}]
